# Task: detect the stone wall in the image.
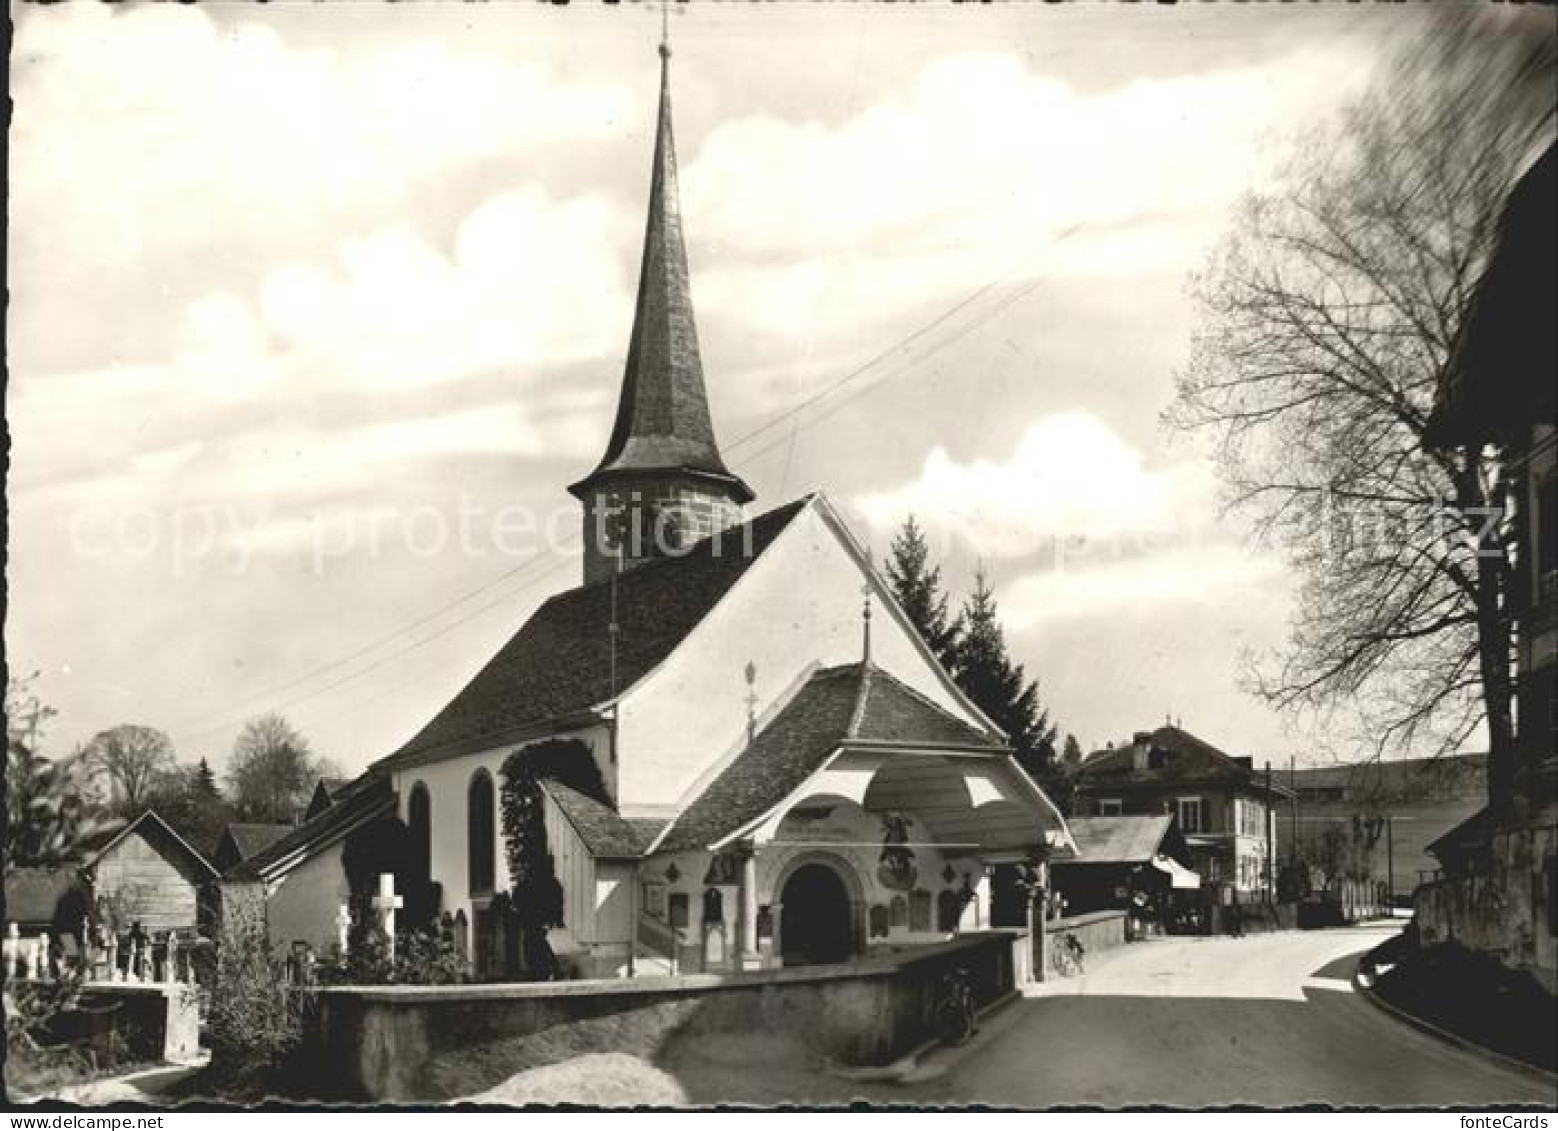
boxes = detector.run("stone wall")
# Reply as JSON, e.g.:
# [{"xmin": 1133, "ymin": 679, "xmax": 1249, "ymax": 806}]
[
  {"xmin": 42, "ymin": 982, "xmax": 200, "ymax": 1065},
  {"xmin": 303, "ymin": 931, "xmax": 1023, "ymax": 1102},
  {"xmin": 1413, "ymin": 818, "xmax": 1557, "ymax": 994},
  {"xmin": 1043, "ymin": 910, "xmax": 1127, "ymax": 973}
]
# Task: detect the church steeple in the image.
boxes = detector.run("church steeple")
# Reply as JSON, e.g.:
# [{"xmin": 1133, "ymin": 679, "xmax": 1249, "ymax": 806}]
[{"xmin": 570, "ymin": 37, "xmax": 753, "ymax": 586}]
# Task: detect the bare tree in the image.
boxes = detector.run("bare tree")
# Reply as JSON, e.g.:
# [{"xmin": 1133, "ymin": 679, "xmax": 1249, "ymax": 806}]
[
  {"xmin": 227, "ymin": 713, "xmax": 328, "ymax": 823},
  {"xmin": 81, "ymin": 724, "xmax": 178, "ymax": 817},
  {"xmin": 1167, "ymin": 9, "xmax": 1555, "ymax": 804}
]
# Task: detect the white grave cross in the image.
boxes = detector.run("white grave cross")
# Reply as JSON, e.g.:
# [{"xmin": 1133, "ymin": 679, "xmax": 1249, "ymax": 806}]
[{"xmin": 372, "ymin": 873, "xmax": 404, "ymax": 961}]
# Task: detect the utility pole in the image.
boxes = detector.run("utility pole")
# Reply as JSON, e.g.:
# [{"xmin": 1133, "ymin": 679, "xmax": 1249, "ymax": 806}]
[
  {"xmin": 1385, "ymin": 815, "xmax": 1395, "ymax": 909},
  {"xmin": 1264, "ymin": 761, "xmax": 1275, "ymax": 902},
  {"xmin": 1289, "ymin": 754, "xmax": 1299, "ymax": 865}
]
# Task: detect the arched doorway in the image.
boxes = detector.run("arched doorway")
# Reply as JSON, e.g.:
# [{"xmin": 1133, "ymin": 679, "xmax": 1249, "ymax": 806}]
[{"xmin": 780, "ymin": 863, "xmax": 854, "ymax": 966}]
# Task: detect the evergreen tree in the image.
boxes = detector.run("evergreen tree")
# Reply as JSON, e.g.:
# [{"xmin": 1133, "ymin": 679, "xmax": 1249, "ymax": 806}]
[
  {"xmin": 883, "ymin": 516, "xmax": 961, "ymax": 670},
  {"xmin": 192, "ymin": 757, "xmax": 222, "ymax": 802},
  {"xmin": 952, "ymin": 569, "xmax": 1059, "ymax": 787},
  {"xmin": 1062, "ymin": 734, "xmax": 1084, "ymax": 769}
]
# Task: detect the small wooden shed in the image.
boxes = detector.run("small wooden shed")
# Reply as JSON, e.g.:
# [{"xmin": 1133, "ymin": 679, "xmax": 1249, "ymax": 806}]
[{"xmin": 81, "ymin": 811, "xmax": 219, "ymax": 934}]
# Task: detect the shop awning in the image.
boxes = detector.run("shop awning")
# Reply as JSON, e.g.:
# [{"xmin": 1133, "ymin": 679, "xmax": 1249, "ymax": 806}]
[{"xmin": 1151, "ymin": 854, "xmax": 1201, "ymax": 890}]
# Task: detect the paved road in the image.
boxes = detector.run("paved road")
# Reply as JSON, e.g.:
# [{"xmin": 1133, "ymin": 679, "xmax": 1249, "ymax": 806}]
[{"xmin": 920, "ymin": 926, "xmax": 1555, "ymax": 1108}]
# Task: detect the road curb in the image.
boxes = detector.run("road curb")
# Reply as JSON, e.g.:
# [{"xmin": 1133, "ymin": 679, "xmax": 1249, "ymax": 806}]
[{"xmin": 1353, "ymin": 948, "xmax": 1558, "ymax": 1089}]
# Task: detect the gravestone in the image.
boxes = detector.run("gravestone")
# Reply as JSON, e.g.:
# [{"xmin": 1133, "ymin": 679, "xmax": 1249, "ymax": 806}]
[
  {"xmin": 372, "ymin": 873, "xmax": 404, "ymax": 962},
  {"xmin": 452, "ymin": 909, "xmax": 469, "ymax": 968},
  {"xmin": 937, "ymin": 890, "xmax": 961, "ymax": 933},
  {"xmin": 869, "ymin": 903, "xmax": 890, "ymax": 938}
]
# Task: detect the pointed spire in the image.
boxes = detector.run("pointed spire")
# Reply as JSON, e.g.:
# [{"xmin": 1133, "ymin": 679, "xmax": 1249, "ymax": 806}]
[{"xmin": 570, "ymin": 35, "xmax": 752, "ymax": 503}]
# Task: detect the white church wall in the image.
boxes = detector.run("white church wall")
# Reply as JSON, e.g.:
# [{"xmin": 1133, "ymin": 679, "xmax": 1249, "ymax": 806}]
[
  {"xmin": 391, "ymin": 723, "xmax": 610, "ymax": 929},
  {"xmin": 267, "ymin": 840, "xmax": 350, "ymax": 954},
  {"xmin": 616, "ymin": 502, "xmax": 987, "ymax": 812}
]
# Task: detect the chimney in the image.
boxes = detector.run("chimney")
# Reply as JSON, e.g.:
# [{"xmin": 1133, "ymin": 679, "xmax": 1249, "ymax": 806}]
[{"xmin": 1131, "ymin": 733, "xmax": 1152, "ymax": 771}]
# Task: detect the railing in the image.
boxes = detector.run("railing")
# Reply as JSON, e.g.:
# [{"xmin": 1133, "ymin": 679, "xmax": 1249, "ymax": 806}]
[{"xmin": 3, "ymin": 924, "xmax": 201, "ymax": 987}]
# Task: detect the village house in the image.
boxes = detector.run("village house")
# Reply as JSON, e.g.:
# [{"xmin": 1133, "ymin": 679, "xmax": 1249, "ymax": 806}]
[
  {"xmin": 1276, "ymin": 753, "xmax": 1486, "ymax": 901},
  {"xmin": 1072, "ymin": 726, "xmax": 1290, "ymax": 901},
  {"xmin": 1419, "ymin": 142, "xmax": 1556, "ymax": 993},
  {"xmin": 1051, "ymin": 814, "xmax": 1199, "ymax": 924},
  {"xmin": 4, "ymin": 810, "xmax": 218, "ymax": 944},
  {"xmin": 212, "ymin": 43, "xmax": 1075, "ymax": 977}
]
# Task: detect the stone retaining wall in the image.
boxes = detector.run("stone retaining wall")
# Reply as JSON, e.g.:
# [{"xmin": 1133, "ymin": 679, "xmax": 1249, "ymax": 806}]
[
  {"xmin": 1044, "ymin": 910, "xmax": 1127, "ymax": 960},
  {"xmin": 304, "ymin": 931, "xmax": 1023, "ymax": 1101}
]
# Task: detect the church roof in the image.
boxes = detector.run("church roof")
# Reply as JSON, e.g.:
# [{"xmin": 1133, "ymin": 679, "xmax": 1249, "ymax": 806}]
[
  {"xmin": 374, "ymin": 497, "xmax": 811, "ymax": 772},
  {"xmin": 654, "ymin": 662, "xmax": 1005, "ymax": 854},
  {"xmin": 569, "ymin": 45, "xmax": 751, "ymax": 503}
]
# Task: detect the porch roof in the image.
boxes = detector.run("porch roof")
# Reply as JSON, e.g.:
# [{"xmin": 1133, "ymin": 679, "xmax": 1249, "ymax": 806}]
[
  {"xmin": 653, "ymin": 662, "xmax": 1007, "ymax": 853},
  {"xmin": 1063, "ymin": 815, "xmax": 1182, "ymax": 865},
  {"xmin": 540, "ymin": 779, "xmax": 666, "ymax": 859}
]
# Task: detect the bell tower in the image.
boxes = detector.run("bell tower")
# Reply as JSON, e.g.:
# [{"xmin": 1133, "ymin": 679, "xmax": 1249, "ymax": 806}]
[{"xmin": 568, "ymin": 39, "xmax": 753, "ymax": 585}]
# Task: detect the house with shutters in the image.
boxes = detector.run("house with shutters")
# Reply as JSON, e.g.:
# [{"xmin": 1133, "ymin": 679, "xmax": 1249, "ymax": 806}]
[
  {"xmin": 346, "ymin": 41, "xmax": 1076, "ymax": 979},
  {"xmin": 1073, "ymin": 726, "xmax": 1290, "ymax": 899}
]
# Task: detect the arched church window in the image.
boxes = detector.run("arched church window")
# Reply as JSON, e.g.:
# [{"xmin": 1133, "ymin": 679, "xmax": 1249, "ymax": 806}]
[
  {"xmin": 468, "ymin": 770, "xmax": 495, "ymax": 896},
  {"xmin": 702, "ymin": 887, "xmax": 724, "ymax": 924},
  {"xmin": 409, "ymin": 781, "xmax": 431, "ymax": 875}
]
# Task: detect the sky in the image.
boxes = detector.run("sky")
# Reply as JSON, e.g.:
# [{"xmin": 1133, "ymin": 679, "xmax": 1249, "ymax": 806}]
[{"xmin": 7, "ymin": 2, "xmax": 1442, "ymax": 778}]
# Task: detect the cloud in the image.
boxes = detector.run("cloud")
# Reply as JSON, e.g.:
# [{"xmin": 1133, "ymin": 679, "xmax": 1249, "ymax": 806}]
[
  {"xmin": 687, "ymin": 48, "xmax": 1372, "ymax": 350},
  {"xmin": 855, "ymin": 411, "xmax": 1219, "ymax": 558},
  {"xmin": 999, "ymin": 542, "xmax": 1287, "ymax": 631},
  {"xmin": 8, "ymin": 4, "xmax": 634, "ymax": 374}
]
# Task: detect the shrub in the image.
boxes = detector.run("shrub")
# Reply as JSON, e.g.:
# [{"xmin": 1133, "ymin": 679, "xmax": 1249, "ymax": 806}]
[
  {"xmin": 206, "ymin": 912, "xmax": 313, "ymax": 1095},
  {"xmin": 320, "ymin": 920, "xmax": 466, "ymax": 986}
]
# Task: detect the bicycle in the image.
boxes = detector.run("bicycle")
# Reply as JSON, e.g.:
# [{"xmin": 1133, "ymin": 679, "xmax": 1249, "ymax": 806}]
[
  {"xmin": 1051, "ymin": 932, "xmax": 1085, "ymax": 977},
  {"xmin": 933, "ymin": 965, "xmax": 977, "ymax": 1047}
]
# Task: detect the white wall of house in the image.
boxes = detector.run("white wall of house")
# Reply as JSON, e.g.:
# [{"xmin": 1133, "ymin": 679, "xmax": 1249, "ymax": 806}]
[
  {"xmin": 616, "ymin": 502, "xmax": 987, "ymax": 813},
  {"xmin": 390, "ymin": 724, "xmax": 611, "ymax": 929},
  {"xmin": 266, "ymin": 840, "xmax": 350, "ymax": 953}
]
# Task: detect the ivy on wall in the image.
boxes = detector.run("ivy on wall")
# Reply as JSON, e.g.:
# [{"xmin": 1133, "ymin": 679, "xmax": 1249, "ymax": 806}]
[{"xmin": 497, "ymin": 738, "xmax": 607, "ymax": 933}]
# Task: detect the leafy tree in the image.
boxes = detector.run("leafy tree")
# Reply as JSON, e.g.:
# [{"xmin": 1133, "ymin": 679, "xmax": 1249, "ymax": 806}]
[
  {"xmin": 1166, "ymin": 8, "xmax": 1555, "ymax": 798},
  {"xmin": 5, "ymin": 675, "xmax": 102, "ymax": 872},
  {"xmin": 952, "ymin": 569, "xmax": 1059, "ymax": 789},
  {"xmin": 80, "ymin": 724, "xmax": 177, "ymax": 816},
  {"xmin": 227, "ymin": 713, "xmax": 326, "ymax": 823},
  {"xmin": 883, "ymin": 516, "xmax": 962, "ymax": 669},
  {"xmin": 144, "ymin": 760, "xmax": 234, "ymax": 857}
]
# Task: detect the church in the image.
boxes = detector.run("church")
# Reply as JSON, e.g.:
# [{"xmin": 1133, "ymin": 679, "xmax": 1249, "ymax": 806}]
[{"xmin": 231, "ymin": 42, "xmax": 1075, "ymax": 979}]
